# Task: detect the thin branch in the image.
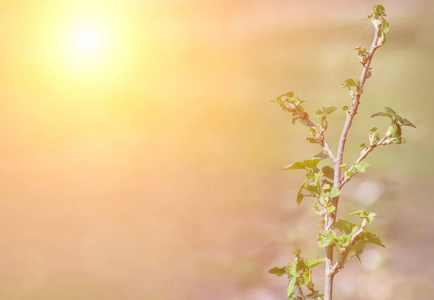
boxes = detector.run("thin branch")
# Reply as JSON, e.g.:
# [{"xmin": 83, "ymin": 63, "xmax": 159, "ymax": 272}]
[
  {"xmin": 336, "ymin": 24, "xmax": 382, "ymax": 167},
  {"xmin": 324, "ymin": 21, "xmax": 384, "ymax": 300},
  {"xmin": 307, "ymin": 282, "xmax": 324, "ymax": 300},
  {"xmin": 329, "ymin": 221, "xmax": 368, "ymax": 276},
  {"xmin": 340, "ymin": 136, "xmax": 388, "ymax": 187},
  {"xmin": 276, "ymin": 99, "xmax": 337, "ymax": 163},
  {"xmin": 321, "ymin": 133, "xmax": 337, "ymax": 164},
  {"xmin": 295, "ymin": 281, "xmax": 306, "ymax": 300},
  {"xmin": 302, "ymin": 118, "xmax": 337, "ymax": 163}
]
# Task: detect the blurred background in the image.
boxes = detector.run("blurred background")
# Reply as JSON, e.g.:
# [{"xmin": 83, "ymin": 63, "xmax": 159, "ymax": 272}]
[{"xmin": 0, "ymin": 0, "xmax": 432, "ymax": 299}]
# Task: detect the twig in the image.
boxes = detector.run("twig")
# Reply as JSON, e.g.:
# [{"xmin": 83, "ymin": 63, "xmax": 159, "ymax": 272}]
[
  {"xmin": 321, "ymin": 133, "xmax": 337, "ymax": 164},
  {"xmin": 307, "ymin": 282, "xmax": 323, "ymax": 300},
  {"xmin": 340, "ymin": 136, "xmax": 388, "ymax": 187},
  {"xmin": 335, "ymin": 24, "xmax": 382, "ymax": 175},
  {"xmin": 302, "ymin": 118, "xmax": 337, "ymax": 163},
  {"xmin": 329, "ymin": 221, "xmax": 368, "ymax": 276},
  {"xmin": 324, "ymin": 22, "xmax": 384, "ymax": 300},
  {"xmin": 295, "ymin": 281, "xmax": 306, "ymax": 300}
]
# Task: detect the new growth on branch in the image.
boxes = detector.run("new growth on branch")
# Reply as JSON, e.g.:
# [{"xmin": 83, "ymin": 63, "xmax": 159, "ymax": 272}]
[{"xmin": 269, "ymin": 5, "xmax": 415, "ymax": 300}]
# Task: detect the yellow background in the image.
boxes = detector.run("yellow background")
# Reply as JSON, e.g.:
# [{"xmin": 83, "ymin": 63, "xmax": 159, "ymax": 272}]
[{"xmin": 0, "ymin": 0, "xmax": 432, "ymax": 299}]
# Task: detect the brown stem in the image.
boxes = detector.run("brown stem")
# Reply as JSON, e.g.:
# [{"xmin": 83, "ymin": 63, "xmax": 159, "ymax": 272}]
[
  {"xmin": 303, "ymin": 118, "xmax": 337, "ymax": 163},
  {"xmin": 307, "ymin": 282, "xmax": 324, "ymax": 300},
  {"xmin": 330, "ymin": 221, "xmax": 367, "ymax": 276},
  {"xmin": 324, "ymin": 23, "xmax": 383, "ymax": 300},
  {"xmin": 295, "ymin": 281, "xmax": 306, "ymax": 300},
  {"xmin": 340, "ymin": 136, "xmax": 388, "ymax": 188}
]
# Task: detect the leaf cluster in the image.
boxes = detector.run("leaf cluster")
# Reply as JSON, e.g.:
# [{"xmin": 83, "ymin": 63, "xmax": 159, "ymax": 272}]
[
  {"xmin": 343, "ymin": 161, "xmax": 370, "ymax": 180},
  {"xmin": 367, "ymin": 5, "xmax": 389, "ymax": 45},
  {"xmin": 367, "ymin": 126, "xmax": 380, "ymax": 147},
  {"xmin": 271, "ymin": 92, "xmax": 311, "ymax": 126},
  {"xmin": 283, "ymin": 157, "xmax": 339, "ymax": 212},
  {"xmin": 354, "ymin": 46, "xmax": 370, "ymax": 65},
  {"xmin": 269, "ymin": 5, "xmax": 415, "ymax": 299},
  {"xmin": 317, "ymin": 214, "xmax": 384, "ymax": 264},
  {"xmin": 313, "ymin": 106, "xmax": 337, "ymax": 133},
  {"xmin": 269, "ymin": 250, "xmax": 324, "ymax": 299},
  {"xmin": 371, "ymin": 107, "xmax": 416, "ymax": 144},
  {"xmin": 342, "ymin": 78, "xmax": 362, "ymax": 98}
]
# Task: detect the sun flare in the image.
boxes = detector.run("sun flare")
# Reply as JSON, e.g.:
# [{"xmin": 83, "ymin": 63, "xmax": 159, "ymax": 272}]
[
  {"xmin": 27, "ymin": 1, "xmax": 147, "ymax": 92},
  {"xmin": 68, "ymin": 23, "xmax": 108, "ymax": 63},
  {"xmin": 74, "ymin": 26, "xmax": 104, "ymax": 55}
]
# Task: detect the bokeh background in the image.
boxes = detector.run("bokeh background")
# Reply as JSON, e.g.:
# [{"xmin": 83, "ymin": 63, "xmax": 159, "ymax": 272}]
[{"xmin": 0, "ymin": 0, "xmax": 433, "ymax": 299}]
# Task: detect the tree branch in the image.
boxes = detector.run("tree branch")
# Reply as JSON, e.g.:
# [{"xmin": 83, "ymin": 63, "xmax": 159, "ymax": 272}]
[
  {"xmin": 329, "ymin": 220, "xmax": 368, "ymax": 276},
  {"xmin": 336, "ymin": 24, "xmax": 382, "ymax": 169},
  {"xmin": 321, "ymin": 133, "xmax": 337, "ymax": 164},
  {"xmin": 307, "ymin": 282, "xmax": 324, "ymax": 300},
  {"xmin": 340, "ymin": 136, "xmax": 388, "ymax": 187},
  {"xmin": 324, "ymin": 21, "xmax": 384, "ymax": 300},
  {"xmin": 295, "ymin": 281, "xmax": 306, "ymax": 300},
  {"xmin": 302, "ymin": 118, "xmax": 337, "ymax": 163}
]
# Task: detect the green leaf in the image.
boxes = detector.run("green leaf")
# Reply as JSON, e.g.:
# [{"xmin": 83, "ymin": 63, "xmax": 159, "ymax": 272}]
[
  {"xmin": 335, "ymin": 219, "xmax": 359, "ymax": 235},
  {"xmin": 322, "ymin": 165, "xmax": 334, "ymax": 179},
  {"xmin": 306, "ymin": 137, "xmax": 320, "ymax": 144},
  {"xmin": 351, "ymin": 210, "xmax": 377, "ymax": 224},
  {"xmin": 313, "ymin": 109, "xmax": 324, "ymax": 118},
  {"xmin": 304, "ymin": 258, "xmax": 325, "ymax": 268},
  {"xmin": 325, "ymin": 204, "xmax": 336, "ymax": 212},
  {"xmin": 381, "ymin": 18, "xmax": 390, "ymax": 34},
  {"xmin": 276, "ymin": 91, "xmax": 295, "ymax": 101},
  {"xmin": 389, "ymin": 124, "xmax": 402, "ymax": 142},
  {"xmin": 286, "ymin": 261, "xmax": 297, "ymax": 277},
  {"xmin": 352, "ymin": 161, "xmax": 370, "ymax": 173},
  {"xmin": 371, "ymin": 107, "xmax": 416, "ymax": 131},
  {"xmin": 351, "ymin": 243, "xmax": 366, "ymax": 263},
  {"xmin": 306, "ymin": 291, "xmax": 324, "ymax": 299},
  {"xmin": 371, "ymin": 111, "xmax": 390, "ymax": 118},
  {"xmin": 368, "ymin": 5, "xmax": 387, "ymax": 19},
  {"xmin": 314, "ymin": 151, "xmax": 329, "ymax": 159},
  {"xmin": 370, "ymin": 127, "xmax": 378, "ymax": 132},
  {"xmin": 336, "ymin": 233, "xmax": 351, "ymax": 247},
  {"xmin": 342, "ymin": 78, "xmax": 358, "ymax": 88},
  {"xmin": 384, "ymin": 107, "xmax": 398, "ymax": 119},
  {"xmin": 322, "ymin": 187, "xmax": 341, "ymax": 199},
  {"xmin": 296, "ymin": 178, "xmax": 308, "ymax": 205},
  {"xmin": 283, "ymin": 158, "xmax": 323, "ymax": 171},
  {"xmin": 288, "ymin": 293, "xmax": 297, "ymax": 300},
  {"xmin": 313, "ymin": 106, "xmax": 336, "ymax": 117},
  {"xmin": 358, "ymin": 231, "xmax": 385, "ymax": 247},
  {"xmin": 322, "ymin": 183, "xmax": 331, "ymax": 191},
  {"xmin": 269, "ymin": 266, "xmax": 286, "ymax": 276},
  {"xmin": 296, "ymin": 193, "xmax": 304, "ymax": 206},
  {"xmin": 317, "ymin": 230, "xmax": 337, "ymax": 247},
  {"xmin": 287, "ymin": 277, "xmax": 297, "ymax": 298},
  {"xmin": 323, "ymin": 106, "xmax": 337, "ymax": 115},
  {"xmin": 305, "ymin": 183, "xmax": 319, "ymax": 195},
  {"xmin": 295, "ymin": 260, "xmax": 311, "ymax": 286},
  {"xmin": 328, "ymin": 187, "xmax": 341, "ymax": 198},
  {"xmin": 313, "ymin": 171, "xmax": 324, "ymax": 188},
  {"xmin": 322, "ymin": 178, "xmax": 333, "ymax": 187},
  {"xmin": 402, "ymin": 118, "xmax": 416, "ymax": 128}
]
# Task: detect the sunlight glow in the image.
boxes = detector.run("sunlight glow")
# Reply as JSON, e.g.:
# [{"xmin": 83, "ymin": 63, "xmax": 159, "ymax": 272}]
[
  {"xmin": 69, "ymin": 24, "xmax": 107, "ymax": 62},
  {"xmin": 74, "ymin": 26, "xmax": 103, "ymax": 55},
  {"xmin": 27, "ymin": 1, "xmax": 149, "ymax": 97}
]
